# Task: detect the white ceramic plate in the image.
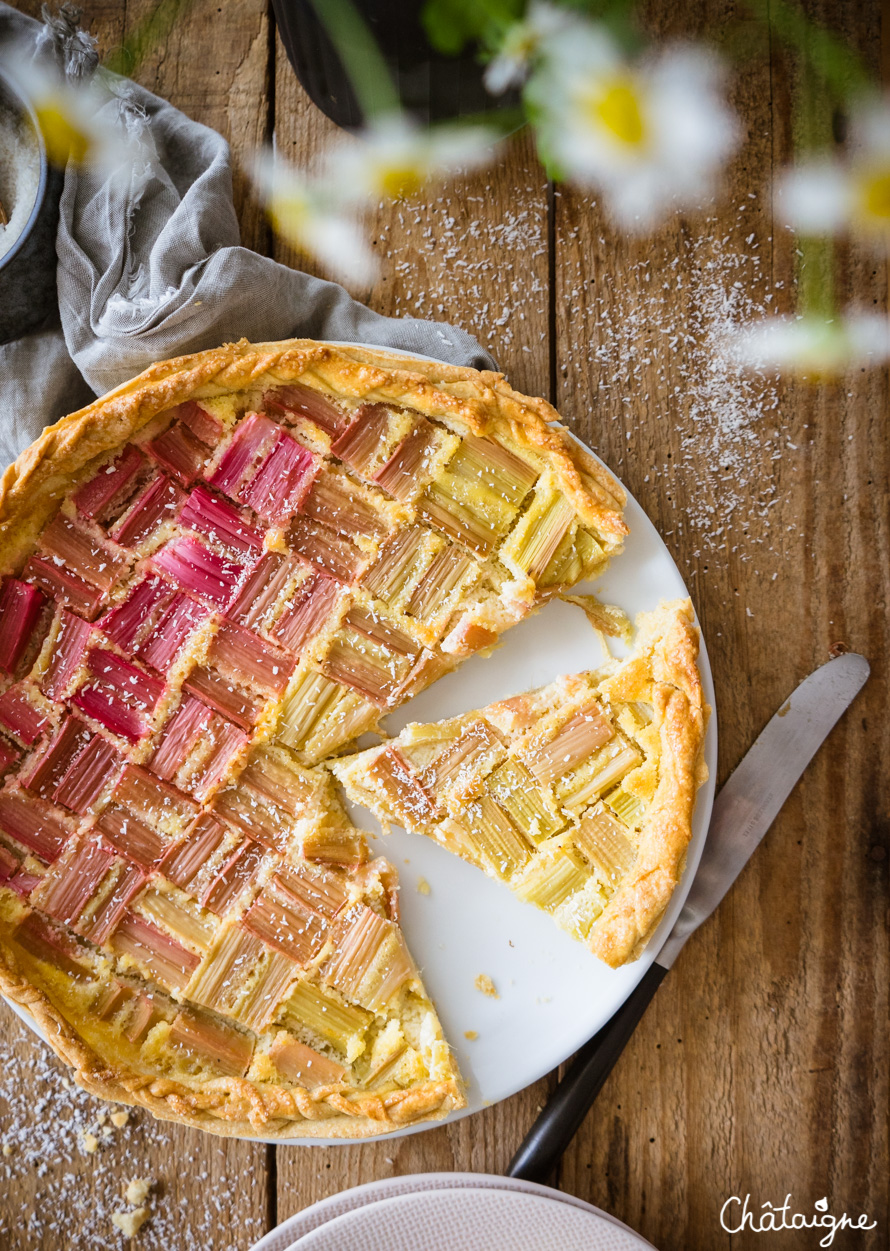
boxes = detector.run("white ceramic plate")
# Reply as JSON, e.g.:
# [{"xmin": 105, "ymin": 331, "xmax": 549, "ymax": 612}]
[
  {"xmin": 271, "ymin": 1187, "xmax": 654, "ymax": 1251},
  {"xmin": 3, "ymin": 345, "xmax": 717, "ymax": 1147},
  {"xmin": 249, "ymin": 1173, "xmax": 655, "ymax": 1251}
]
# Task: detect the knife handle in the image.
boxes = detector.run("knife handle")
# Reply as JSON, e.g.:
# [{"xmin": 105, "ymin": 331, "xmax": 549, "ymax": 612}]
[{"xmin": 507, "ymin": 961, "xmax": 668, "ymax": 1183}]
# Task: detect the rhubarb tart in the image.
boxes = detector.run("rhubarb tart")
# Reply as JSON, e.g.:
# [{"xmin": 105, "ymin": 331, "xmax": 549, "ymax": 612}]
[
  {"xmin": 0, "ymin": 338, "xmax": 626, "ymax": 1137},
  {"xmin": 334, "ymin": 601, "xmax": 708, "ymax": 967}
]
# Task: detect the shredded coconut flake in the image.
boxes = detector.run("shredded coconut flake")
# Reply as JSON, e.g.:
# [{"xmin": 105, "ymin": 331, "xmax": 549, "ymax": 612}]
[{"xmin": 575, "ymin": 205, "xmax": 795, "ymax": 565}]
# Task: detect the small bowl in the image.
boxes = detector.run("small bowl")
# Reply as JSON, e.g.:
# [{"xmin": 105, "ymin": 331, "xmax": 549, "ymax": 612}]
[{"xmin": 0, "ymin": 65, "xmax": 63, "ymax": 345}]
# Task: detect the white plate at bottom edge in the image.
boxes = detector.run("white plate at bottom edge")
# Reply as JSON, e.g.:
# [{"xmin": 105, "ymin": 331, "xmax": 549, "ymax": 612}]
[
  {"xmin": 250, "ymin": 1173, "xmax": 655, "ymax": 1251},
  {"xmin": 259, "ymin": 1185, "xmax": 655, "ymax": 1251},
  {"xmin": 4, "ymin": 343, "xmax": 718, "ymax": 1146}
]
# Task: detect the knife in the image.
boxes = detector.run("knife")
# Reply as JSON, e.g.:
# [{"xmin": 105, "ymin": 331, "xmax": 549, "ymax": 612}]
[{"xmin": 507, "ymin": 651, "xmax": 870, "ymax": 1183}]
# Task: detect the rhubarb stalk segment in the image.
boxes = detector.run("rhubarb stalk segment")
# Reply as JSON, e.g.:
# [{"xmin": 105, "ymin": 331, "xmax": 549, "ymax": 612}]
[{"xmin": 334, "ymin": 601, "xmax": 708, "ymax": 968}]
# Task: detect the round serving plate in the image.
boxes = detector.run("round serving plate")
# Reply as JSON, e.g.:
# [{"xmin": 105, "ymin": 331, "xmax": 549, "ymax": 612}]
[
  {"xmin": 3, "ymin": 343, "xmax": 717, "ymax": 1147},
  {"xmin": 257, "ymin": 1186, "xmax": 655, "ymax": 1251},
  {"xmin": 249, "ymin": 1173, "xmax": 654, "ymax": 1251}
]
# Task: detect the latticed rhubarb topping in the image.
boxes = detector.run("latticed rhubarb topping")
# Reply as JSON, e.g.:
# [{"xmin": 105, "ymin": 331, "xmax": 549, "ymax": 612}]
[
  {"xmin": 0, "ymin": 370, "xmax": 625, "ymax": 1125},
  {"xmin": 334, "ymin": 672, "xmax": 658, "ymax": 948}
]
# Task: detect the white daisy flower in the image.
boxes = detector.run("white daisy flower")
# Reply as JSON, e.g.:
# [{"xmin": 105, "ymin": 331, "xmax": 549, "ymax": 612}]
[
  {"xmin": 779, "ymin": 94, "xmax": 890, "ymax": 242},
  {"xmin": 483, "ymin": 2, "xmax": 579, "ymax": 95},
  {"xmin": 525, "ymin": 25, "xmax": 739, "ymax": 229},
  {"xmin": 253, "ymin": 152, "xmax": 377, "ymax": 286},
  {"xmin": 730, "ymin": 312, "xmax": 890, "ymax": 376},
  {"xmin": 11, "ymin": 62, "xmax": 136, "ymax": 177},
  {"xmin": 325, "ymin": 113, "xmax": 497, "ymax": 204}
]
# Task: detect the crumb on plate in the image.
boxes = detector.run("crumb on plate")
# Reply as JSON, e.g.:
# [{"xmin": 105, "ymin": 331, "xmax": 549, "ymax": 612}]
[
  {"xmin": 474, "ymin": 973, "xmax": 499, "ymax": 999},
  {"xmin": 417, "ymin": 877, "xmax": 430, "ymax": 895},
  {"xmin": 464, "ymin": 1030, "xmax": 479, "ymax": 1041}
]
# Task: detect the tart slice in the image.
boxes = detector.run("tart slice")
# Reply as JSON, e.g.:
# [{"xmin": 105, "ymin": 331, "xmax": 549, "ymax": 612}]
[
  {"xmin": 333, "ymin": 601, "xmax": 708, "ymax": 967},
  {"xmin": 0, "ymin": 760, "xmax": 463, "ymax": 1138}
]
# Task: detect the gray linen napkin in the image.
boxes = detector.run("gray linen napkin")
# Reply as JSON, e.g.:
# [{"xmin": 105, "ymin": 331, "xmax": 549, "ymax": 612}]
[{"xmin": 0, "ymin": 3, "xmax": 496, "ymax": 469}]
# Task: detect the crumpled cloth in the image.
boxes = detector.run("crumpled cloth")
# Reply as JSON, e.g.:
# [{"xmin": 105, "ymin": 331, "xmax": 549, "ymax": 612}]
[{"xmin": 0, "ymin": 3, "xmax": 496, "ymax": 469}]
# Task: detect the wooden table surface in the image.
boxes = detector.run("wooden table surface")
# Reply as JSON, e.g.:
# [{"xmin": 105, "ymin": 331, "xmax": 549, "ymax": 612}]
[{"xmin": 1, "ymin": 2, "xmax": 887, "ymax": 1248}]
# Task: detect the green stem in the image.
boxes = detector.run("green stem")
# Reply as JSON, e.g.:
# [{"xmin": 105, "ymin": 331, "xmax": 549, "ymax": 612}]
[
  {"xmin": 746, "ymin": 0, "xmax": 870, "ymax": 103},
  {"xmin": 777, "ymin": 1, "xmax": 839, "ymax": 317},
  {"xmin": 797, "ymin": 236, "xmax": 836, "ymax": 319},
  {"xmin": 102, "ymin": 0, "xmax": 195, "ymax": 78},
  {"xmin": 308, "ymin": 0, "xmax": 401, "ymax": 121}
]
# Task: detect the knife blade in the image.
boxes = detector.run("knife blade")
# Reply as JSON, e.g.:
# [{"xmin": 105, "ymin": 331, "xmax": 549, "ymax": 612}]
[
  {"xmin": 507, "ymin": 651, "xmax": 870, "ymax": 1182},
  {"xmin": 656, "ymin": 649, "xmax": 870, "ymax": 968}
]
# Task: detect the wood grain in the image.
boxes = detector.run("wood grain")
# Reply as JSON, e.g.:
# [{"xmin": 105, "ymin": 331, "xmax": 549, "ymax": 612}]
[{"xmin": 0, "ymin": 1, "xmax": 886, "ymax": 1247}]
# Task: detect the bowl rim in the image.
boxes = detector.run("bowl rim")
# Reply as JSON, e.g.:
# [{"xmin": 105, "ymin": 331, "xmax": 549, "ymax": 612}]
[{"xmin": 0, "ymin": 63, "xmax": 50, "ymax": 274}]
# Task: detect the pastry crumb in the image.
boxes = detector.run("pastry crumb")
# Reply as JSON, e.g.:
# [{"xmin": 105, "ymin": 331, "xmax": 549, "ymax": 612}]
[
  {"xmin": 81, "ymin": 1131, "xmax": 98, "ymax": 1154},
  {"xmin": 2, "ymin": 1142, "xmax": 13, "ymax": 1157},
  {"xmin": 112, "ymin": 1207, "xmax": 150, "ymax": 1237},
  {"xmin": 100, "ymin": 1126, "xmax": 113, "ymax": 1141},
  {"xmin": 110, "ymin": 1110, "xmax": 130, "ymax": 1129},
  {"xmin": 464, "ymin": 1030, "xmax": 479, "ymax": 1041},
  {"xmin": 125, "ymin": 1177, "xmax": 153, "ymax": 1206},
  {"xmin": 417, "ymin": 877, "xmax": 430, "ymax": 895},
  {"xmin": 474, "ymin": 973, "xmax": 499, "ymax": 999}
]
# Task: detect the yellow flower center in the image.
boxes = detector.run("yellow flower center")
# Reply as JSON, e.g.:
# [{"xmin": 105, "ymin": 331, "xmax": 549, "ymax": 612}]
[
  {"xmin": 268, "ymin": 195, "xmax": 309, "ymax": 242},
  {"xmin": 35, "ymin": 100, "xmax": 91, "ymax": 166},
  {"xmin": 378, "ymin": 164, "xmax": 425, "ymax": 200},
  {"xmin": 587, "ymin": 77, "xmax": 646, "ymax": 148},
  {"xmin": 858, "ymin": 167, "xmax": 890, "ymax": 224}
]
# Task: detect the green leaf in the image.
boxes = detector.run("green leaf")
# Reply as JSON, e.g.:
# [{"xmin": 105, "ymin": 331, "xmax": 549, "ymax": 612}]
[{"xmin": 421, "ymin": 0, "xmax": 526, "ymax": 57}]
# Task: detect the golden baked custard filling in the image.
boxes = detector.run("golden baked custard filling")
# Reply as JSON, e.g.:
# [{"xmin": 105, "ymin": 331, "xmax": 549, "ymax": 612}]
[
  {"xmin": 334, "ymin": 601, "xmax": 708, "ymax": 968},
  {"xmin": 0, "ymin": 340, "xmax": 631, "ymax": 1138}
]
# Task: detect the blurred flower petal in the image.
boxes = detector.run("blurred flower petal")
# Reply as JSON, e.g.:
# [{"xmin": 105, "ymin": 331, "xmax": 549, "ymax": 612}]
[
  {"xmin": 730, "ymin": 312, "xmax": 890, "ymax": 377},
  {"xmin": 526, "ymin": 25, "xmax": 739, "ymax": 229},
  {"xmin": 10, "ymin": 62, "xmax": 135, "ymax": 176},
  {"xmin": 780, "ymin": 93, "xmax": 890, "ymax": 242},
  {"xmin": 252, "ymin": 151, "xmax": 378, "ymax": 286},
  {"xmin": 777, "ymin": 163, "xmax": 852, "ymax": 234},
  {"xmin": 326, "ymin": 114, "xmax": 497, "ymax": 204},
  {"xmin": 484, "ymin": 2, "xmax": 579, "ymax": 95}
]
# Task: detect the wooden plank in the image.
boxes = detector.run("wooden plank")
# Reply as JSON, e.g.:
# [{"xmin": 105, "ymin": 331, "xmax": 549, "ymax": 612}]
[
  {"xmin": 271, "ymin": 36, "xmax": 554, "ymax": 1222},
  {"xmin": 554, "ymin": 1, "xmax": 888, "ymax": 1246},
  {"xmin": 106, "ymin": 0, "xmax": 273, "ymax": 255},
  {"xmin": 1, "ymin": 4, "xmax": 274, "ymax": 1248}
]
